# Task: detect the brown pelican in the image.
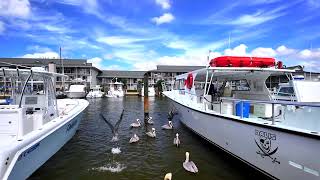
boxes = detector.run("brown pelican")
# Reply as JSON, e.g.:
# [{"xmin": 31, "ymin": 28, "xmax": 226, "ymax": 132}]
[
  {"xmin": 162, "ymin": 121, "xmax": 173, "ymax": 130},
  {"xmin": 100, "ymin": 110, "xmax": 124, "ymax": 142},
  {"xmin": 129, "ymin": 134, "xmax": 140, "ymax": 143},
  {"xmin": 146, "ymin": 128, "xmax": 156, "ymax": 138},
  {"xmin": 164, "ymin": 173, "xmax": 172, "ymax": 180},
  {"xmin": 130, "ymin": 119, "xmax": 141, "ymax": 128},
  {"xmin": 173, "ymin": 133, "xmax": 180, "ymax": 147},
  {"xmin": 183, "ymin": 152, "xmax": 198, "ymax": 173}
]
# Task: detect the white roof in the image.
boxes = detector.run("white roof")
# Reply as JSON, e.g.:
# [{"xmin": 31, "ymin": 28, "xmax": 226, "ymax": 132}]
[{"xmin": 176, "ymin": 67, "xmax": 295, "ymax": 80}]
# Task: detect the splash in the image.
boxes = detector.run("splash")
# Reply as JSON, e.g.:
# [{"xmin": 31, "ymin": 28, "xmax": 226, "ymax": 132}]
[
  {"xmin": 111, "ymin": 147, "xmax": 121, "ymax": 154},
  {"xmin": 111, "ymin": 135, "xmax": 119, "ymax": 142},
  {"xmin": 92, "ymin": 163, "xmax": 126, "ymax": 173}
]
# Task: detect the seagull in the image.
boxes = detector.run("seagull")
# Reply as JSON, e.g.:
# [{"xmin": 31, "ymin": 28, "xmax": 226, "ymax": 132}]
[
  {"xmin": 129, "ymin": 134, "xmax": 140, "ymax": 143},
  {"xmin": 173, "ymin": 133, "xmax": 180, "ymax": 147},
  {"xmin": 183, "ymin": 152, "xmax": 198, "ymax": 173},
  {"xmin": 162, "ymin": 121, "xmax": 173, "ymax": 130},
  {"xmin": 147, "ymin": 116, "xmax": 154, "ymax": 124},
  {"xmin": 100, "ymin": 110, "xmax": 124, "ymax": 142},
  {"xmin": 146, "ymin": 128, "xmax": 156, "ymax": 138},
  {"xmin": 164, "ymin": 173, "xmax": 172, "ymax": 180},
  {"xmin": 130, "ymin": 119, "xmax": 141, "ymax": 128}
]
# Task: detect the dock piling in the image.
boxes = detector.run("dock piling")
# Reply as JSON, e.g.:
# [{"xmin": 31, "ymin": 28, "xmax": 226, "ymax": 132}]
[{"xmin": 144, "ymin": 72, "xmax": 150, "ymax": 123}]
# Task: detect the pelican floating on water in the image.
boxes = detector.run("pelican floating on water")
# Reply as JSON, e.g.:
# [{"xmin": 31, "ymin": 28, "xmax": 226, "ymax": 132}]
[
  {"xmin": 146, "ymin": 128, "xmax": 156, "ymax": 138},
  {"xmin": 129, "ymin": 134, "xmax": 140, "ymax": 143},
  {"xmin": 130, "ymin": 119, "xmax": 141, "ymax": 128},
  {"xmin": 173, "ymin": 133, "xmax": 180, "ymax": 147},
  {"xmin": 147, "ymin": 116, "xmax": 154, "ymax": 124},
  {"xmin": 162, "ymin": 121, "xmax": 173, "ymax": 130},
  {"xmin": 183, "ymin": 152, "xmax": 198, "ymax": 173},
  {"xmin": 164, "ymin": 173, "xmax": 172, "ymax": 180}
]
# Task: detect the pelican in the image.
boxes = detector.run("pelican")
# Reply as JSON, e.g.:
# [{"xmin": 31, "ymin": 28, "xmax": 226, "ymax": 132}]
[
  {"xmin": 130, "ymin": 119, "xmax": 141, "ymax": 128},
  {"xmin": 162, "ymin": 121, "xmax": 173, "ymax": 130},
  {"xmin": 164, "ymin": 173, "xmax": 172, "ymax": 180},
  {"xmin": 147, "ymin": 116, "xmax": 154, "ymax": 124},
  {"xmin": 173, "ymin": 133, "xmax": 180, "ymax": 147},
  {"xmin": 146, "ymin": 128, "xmax": 156, "ymax": 138},
  {"xmin": 129, "ymin": 134, "xmax": 140, "ymax": 143},
  {"xmin": 183, "ymin": 152, "xmax": 198, "ymax": 173},
  {"xmin": 100, "ymin": 110, "xmax": 124, "ymax": 142}
]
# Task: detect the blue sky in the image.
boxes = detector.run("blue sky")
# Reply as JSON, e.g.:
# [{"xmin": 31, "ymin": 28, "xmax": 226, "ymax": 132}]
[{"xmin": 0, "ymin": 0, "xmax": 320, "ymax": 71}]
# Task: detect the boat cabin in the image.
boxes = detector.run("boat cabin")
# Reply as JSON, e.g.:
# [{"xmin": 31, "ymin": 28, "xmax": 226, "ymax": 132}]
[
  {"xmin": 167, "ymin": 56, "xmax": 320, "ymax": 134},
  {"xmin": 0, "ymin": 68, "xmax": 63, "ymax": 139}
]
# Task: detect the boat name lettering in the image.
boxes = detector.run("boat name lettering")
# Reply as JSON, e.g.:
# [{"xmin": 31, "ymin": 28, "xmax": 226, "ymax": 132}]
[
  {"xmin": 67, "ymin": 120, "xmax": 78, "ymax": 132},
  {"xmin": 254, "ymin": 129, "xmax": 280, "ymax": 164},
  {"xmin": 18, "ymin": 143, "xmax": 40, "ymax": 161},
  {"xmin": 255, "ymin": 129, "xmax": 276, "ymax": 140}
]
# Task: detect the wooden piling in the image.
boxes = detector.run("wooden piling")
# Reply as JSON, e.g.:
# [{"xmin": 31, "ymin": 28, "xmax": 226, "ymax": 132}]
[{"xmin": 144, "ymin": 72, "xmax": 149, "ymax": 123}]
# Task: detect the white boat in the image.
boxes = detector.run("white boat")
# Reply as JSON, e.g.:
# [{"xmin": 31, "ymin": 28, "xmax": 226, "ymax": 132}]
[
  {"xmin": 65, "ymin": 84, "xmax": 86, "ymax": 98},
  {"xmin": 106, "ymin": 79, "xmax": 124, "ymax": 98},
  {"xmin": 139, "ymin": 85, "xmax": 156, "ymax": 97},
  {"xmin": 163, "ymin": 56, "xmax": 320, "ymax": 180},
  {"xmin": 0, "ymin": 68, "xmax": 89, "ymax": 180},
  {"xmin": 86, "ymin": 85, "xmax": 104, "ymax": 98}
]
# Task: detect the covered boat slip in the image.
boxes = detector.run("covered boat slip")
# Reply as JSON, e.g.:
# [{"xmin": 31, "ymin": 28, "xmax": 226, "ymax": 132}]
[{"xmin": 171, "ymin": 67, "xmax": 320, "ymax": 136}]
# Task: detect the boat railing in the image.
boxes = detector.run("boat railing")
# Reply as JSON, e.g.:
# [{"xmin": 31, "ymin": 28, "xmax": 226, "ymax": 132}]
[{"xmin": 176, "ymin": 90, "xmax": 320, "ymax": 134}]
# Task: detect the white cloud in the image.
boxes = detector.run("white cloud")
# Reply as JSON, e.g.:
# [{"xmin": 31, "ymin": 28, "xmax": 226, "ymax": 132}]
[
  {"xmin": 307, "ymin": 0, "xmax": 320, "ymax": 8},
  {"xmin": 26, "ymin": 45, "xmax": 52, "ymax": 52},
  {"xmin": 88, "ymin": 57, "xmax": 104, "ymax": 69},
  {"xmin": 299, "ymin": 49, "xmax": 320, "ymax": 59},
  {"xmin": 227, "ymin": 10, "xmax": 285, "ymax": 27},
  {"xmin": 36, "ymin": 24, "xmax": 71, "ymax": 34},
  {"xmin": 151, "ymin": 13, "xmax": 174, "ymax": 25},
  {"xmin": 0, "ymin": 21, "xmax": 5, "ymax": 34},
  {"xmin": 97, "ymin": 36, "xmax": 151, "ymax": 48},
  {"xmin": 0, "ymin": 0, "xmax": 31, "ymax": 19},
  {"xmin": 55, "ymin": 0, "xmax": 99, "ymax": 16},
  {"xmin": 224, "ymin": 44, "xmax": 248, "ymax": 56},
  {"xmin": 88, "ymin": 57, "xmax": 123, "ymax": 70},
  {"xmin": 21, "ymin": 51, "xmax": 59, "ymax": 58},
  {"xmin": 105, "ymin": 65, "xmax": 124, "ymax": 70},
  {"xmin": 251, "ymin": 47, "xmax": 277, "ymax": 57},
  {"xmin": 164, "ymin": 40, "xmax": 190, "ymax": 50},
  {"xmin": 276, "ymin": 45, "xmax": 296, "ymax": 55},
  {"xmin": 155, "ymin": 0, "xmax": 171, "ymax": 9}
]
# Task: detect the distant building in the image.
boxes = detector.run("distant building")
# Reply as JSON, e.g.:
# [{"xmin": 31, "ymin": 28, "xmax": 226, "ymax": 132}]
[
  {"xmin": 98, "ymin": 71, "xmax": 146, "ymax": 90},
  {"xmin": 0, "ymin": 58, "xmax": 101, "ymax": 90}
]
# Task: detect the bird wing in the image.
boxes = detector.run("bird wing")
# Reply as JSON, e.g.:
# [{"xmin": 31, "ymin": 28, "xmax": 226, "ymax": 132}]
[
  {"xmin": 114, "ymin": 109, "xmax": 124, "ymax": 131},
  {"xmin": 100, "ymin": 114, "xmax": 115, "ymax": 134},
  {"xmin": 190, "ymin": 161, "xmax": 198, "ymax": 173}
]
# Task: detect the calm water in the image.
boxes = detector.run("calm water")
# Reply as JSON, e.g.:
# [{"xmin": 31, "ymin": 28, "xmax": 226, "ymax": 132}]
[{"xmin": 29, "ymin": 96, "xmax": 270, "ymax": 180}]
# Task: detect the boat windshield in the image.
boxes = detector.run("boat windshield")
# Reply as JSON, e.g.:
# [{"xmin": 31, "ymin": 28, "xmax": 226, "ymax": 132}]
[{"xmin": 0, "ymin": 69, "xmax": 57, "ymax": 117}]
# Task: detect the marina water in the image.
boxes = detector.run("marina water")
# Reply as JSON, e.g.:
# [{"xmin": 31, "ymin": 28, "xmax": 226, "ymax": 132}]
[{"xmin": 29, "ymin": 96, "xmax": 270, "ymax": 180}]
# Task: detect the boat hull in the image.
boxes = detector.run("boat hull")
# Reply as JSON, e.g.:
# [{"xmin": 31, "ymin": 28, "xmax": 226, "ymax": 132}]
[
  {"xmin": 168, "ymin": 98, "xmax": 320, "ymax": 180},
  {"xmin": 6, "ymin": 113, "xmax": 84, "ymax": 180},
  {"xmin": 66, "ymin": 92, "xmax": 86, "ymax": 98}
]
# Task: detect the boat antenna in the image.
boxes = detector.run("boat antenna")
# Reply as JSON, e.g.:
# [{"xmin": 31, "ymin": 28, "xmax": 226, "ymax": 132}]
[
  {"xmin": 207, "ymin": 50, "xmax": 211, "ymax": 67},
  {"xmin": 228, "ymin": 32, "xmax": 231, "ymax": 49},
  {"xmin": 60, "ymin": 46, "xmax": 65, "ymax": 91},
  {"xmin": 309, "ymin": 43, "xmax": 312, "ymax": 80}
]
